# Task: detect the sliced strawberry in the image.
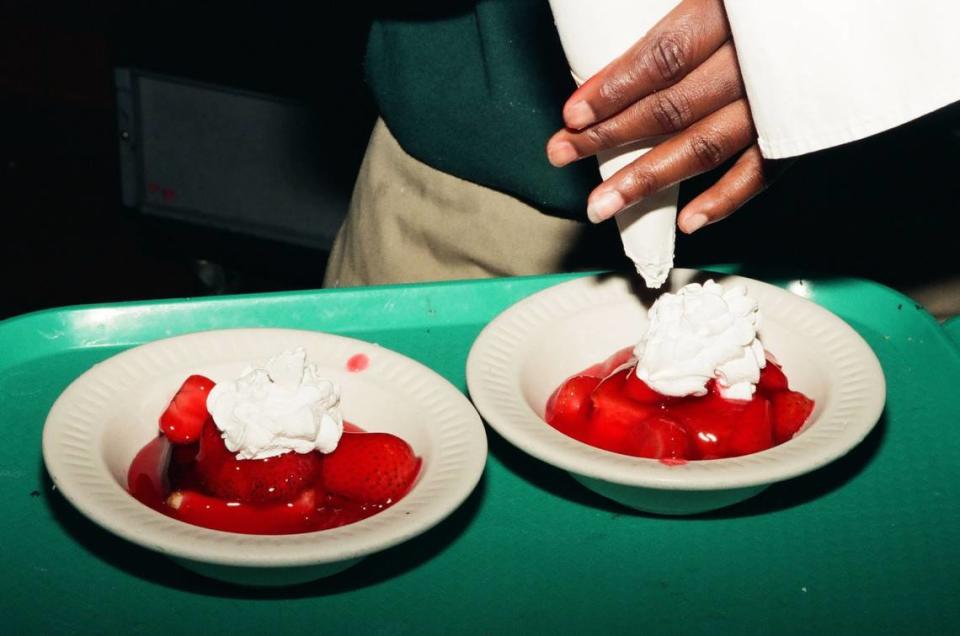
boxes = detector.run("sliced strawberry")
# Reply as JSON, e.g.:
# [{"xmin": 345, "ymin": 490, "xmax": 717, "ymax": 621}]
[
  {"xmin": 724, "ymin": 397, "xmax": 774, "ymax": 458},
  {"xmin": 758, "ymin": 361, "xmax": 789, "ymax": 394},
  {"xmin": 671, "ymin": 394, "xmax": 734, "ymax": 459},
  {"xmin": 587, "ymin": 369, "xmax": 656, "ymax": 452},
  {"xmin": 546, "ymin": 375, "xmax": 600, "ymax": 435},
  {"xmin": 165, "ymin": 487, "xmax": 317, "ymax": 535},
  {"xmin": 771, "ymin": 391, "xmax": 815, "ymax": 444},
  {"xmin": 622, "ymin": 367, "xmax": 669, "ymax": 404},
  {"xmin": 675, "ymin": 394, "xmax": 774, "ymax": 459},
  {"xmin": 320, "ymin": 432, "xmax": 421, "ymax": 505},
  {"xmin": 590, "ymin": 370, "xmax": 656, "ymax": 425},
  {"xmin": 620, "ymin": 416, "xmax": 693, "ymax": 460},
  {"xmin": 195, "ymin": 419, "xmax": 322, "ymax": 504},
  {"xmin": 159, "ymin": 375, "xmax": 215, "ymax": 444}
]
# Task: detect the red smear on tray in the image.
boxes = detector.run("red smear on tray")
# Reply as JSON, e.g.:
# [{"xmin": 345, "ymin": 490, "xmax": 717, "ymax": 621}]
[{"xmin": 346, "ymin": 353, "xmax": 369, "ymax": 373}]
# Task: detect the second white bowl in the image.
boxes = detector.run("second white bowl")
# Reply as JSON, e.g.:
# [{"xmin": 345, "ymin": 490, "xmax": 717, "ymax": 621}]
[{"xmin": 466, "ymin": 271, "xmax": 885, "ymax": 515}]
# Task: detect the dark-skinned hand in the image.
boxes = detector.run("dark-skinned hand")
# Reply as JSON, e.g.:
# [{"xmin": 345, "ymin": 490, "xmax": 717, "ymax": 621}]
[{"xmin": 547, "ymin": 0, "xmax": 766, "ymax": 234}]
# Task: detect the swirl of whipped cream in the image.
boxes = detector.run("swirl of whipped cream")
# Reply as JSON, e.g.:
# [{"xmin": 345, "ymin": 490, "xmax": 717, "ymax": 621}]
[
  {"xmin": 633, "ymin": 280, "xmax": 766, "ymax": 400},
  {"xmin": 206, "ymin": 348, "xmax": 343, "ymax": 460}
]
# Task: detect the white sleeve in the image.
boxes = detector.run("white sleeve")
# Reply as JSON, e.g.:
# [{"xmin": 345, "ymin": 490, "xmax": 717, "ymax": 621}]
[{"xmin": 724, "ymin": 0, "xmax": 960, "ymax": 158}]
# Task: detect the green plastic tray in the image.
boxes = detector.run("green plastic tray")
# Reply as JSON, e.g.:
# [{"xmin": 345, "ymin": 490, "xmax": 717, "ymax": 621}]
[{"xmin": 3, "ymin": 273, "xmax": 959, "ymax": 634}]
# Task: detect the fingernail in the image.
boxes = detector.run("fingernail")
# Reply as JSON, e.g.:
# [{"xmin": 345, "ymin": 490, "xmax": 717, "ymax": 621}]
[
  {"xmin": 681, "ymin": 213, "xmax": 708, "ymax": 234},
  {"xmin": 587, "ymin": 190, "xmax": 625, "ymax": 223},
  {"xmin": 547, "ymin": 141, "xmax": 577, "ymax": 167},
  {"xmin": 564, "ymin": 100, "xmax": 596, "ymax": 129}
]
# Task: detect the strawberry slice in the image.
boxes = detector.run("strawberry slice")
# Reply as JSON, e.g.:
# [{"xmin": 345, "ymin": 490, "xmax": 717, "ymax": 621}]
[
  {"xmin": 590, "ymin": 370, "xmax": 656, "ymax": 426},
  {"xmin": 587, "ymin": 369, "xmax": 656, "ymax": 452},
  {"xmin": 620, "ymin": 416, "xmax": 693, "ymax": 460},
  {"xmin": 724, "ymin": 397, "xmax": 774, "ymax": 458},
  {"xmin": 675, "ymin": 394, "xmax": 774, "ymax": 459},
  {"xmin": 159, "ymin": 375, "xmax": 215, "ymax": 444},
  {"xmin": 771, "ymin": 391, "xmax": 815, "ymax": 444},
  {"xmin": 758, "ymin": 361, "xmax": 789, "ymax": 394},
  {"xmin": 321, "ymin": 432, "xmax": 421, "ymax": 505},
  {"xmin": 195, "ymin": 419, "xmax": 322, "ymax": 504},
  {"xmin": 671, "ymin": 394, "xmax": 734, "ymax": 459},
  {"xmin": 546, "ymin": 375, "xmax": 600, "ymax": 435},
  {"xmin": 622, "ymin": 367, "xmax": 669, "ymax": 404},
  {"xmin": 165, "ymin": 487, "xmax": 317, "ymax": 535}
]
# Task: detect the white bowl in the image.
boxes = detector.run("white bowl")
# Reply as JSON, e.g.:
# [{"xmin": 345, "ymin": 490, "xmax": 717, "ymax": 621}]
[
  {"xmin": 466, "ymin": 270, "xmax": 885, "ymax": 515},
  {"xmin": 43, "ymin": 328, "xmax": 487, "ymax": 586}
]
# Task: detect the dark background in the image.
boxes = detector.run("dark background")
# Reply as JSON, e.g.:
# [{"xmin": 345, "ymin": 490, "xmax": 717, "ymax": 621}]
[
  {"xmin": 0, "ymin": 1, "xmax": 377, "ymax": 320},
  {"xmin": 2, "ymin": 1, "xmax": 959, "ymax": 321}
]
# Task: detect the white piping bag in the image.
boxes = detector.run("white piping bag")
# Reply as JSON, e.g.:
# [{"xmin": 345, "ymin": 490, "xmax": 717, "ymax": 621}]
[{"xmin": 548, "ymin": 0, "xmax": 680, "ymax": 288}]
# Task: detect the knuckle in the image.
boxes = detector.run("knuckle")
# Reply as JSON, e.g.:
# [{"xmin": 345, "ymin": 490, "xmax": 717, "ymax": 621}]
[
  {"xmin": 628, "ymin": 165, "xmax": 660, "ymax": 198},
  {"xmin": 646, "ymin": 31, "xmax": 691, "ymax": 83},
  {"xmin": 584, "ymin": 122, "xmax": 618, "ymax": 150},
  {"xmin": 598, "ymin": 72, "xmax": 634, "ymax": 105},
  {"xmin": 715, "ymin": 189, "xmax": 741, "ymax": 216},
  {"xmin": 750, "ymin": 163, "xmax": 769, "ymax": 190},
  {"xmin": 689, "ymin": 131, "xmax": 727, "ymax": 170},
  {"xmin": 650, "ymin": 90, "xmax": 693, "ymax": 133}
]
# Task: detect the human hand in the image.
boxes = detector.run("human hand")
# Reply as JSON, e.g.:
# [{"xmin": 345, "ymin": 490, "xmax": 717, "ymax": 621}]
[{"xmin": 546, "ymin": 0, "xmax": 765, "ymax": 233}]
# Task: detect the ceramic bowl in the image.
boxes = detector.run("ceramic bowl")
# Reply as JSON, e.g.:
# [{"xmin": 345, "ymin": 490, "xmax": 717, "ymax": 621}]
[
  {"xmin": 43, "ymin": 328, "xmax": 487, "ymax": 586},
  {"xmin": 466, "ymin": 270, "xmax": 885, "ymax": 515}
]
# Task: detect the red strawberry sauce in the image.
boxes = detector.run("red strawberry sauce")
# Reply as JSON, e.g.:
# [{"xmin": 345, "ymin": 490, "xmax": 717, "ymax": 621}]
[
  {"xmin": 128, "ymin": 421, "xmax": 420, "ymax": 535},
  {"xmin": 545, "ymin": 348, "xmax": 814, "ymax": 462}
]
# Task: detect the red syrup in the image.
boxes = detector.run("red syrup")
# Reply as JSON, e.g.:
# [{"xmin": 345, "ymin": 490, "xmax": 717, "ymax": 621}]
[
  {"xmin": 545, "ymin": 349, "xmax": 815, "ymax": 462},
  {"xmin": 128, "ymin": 421, "xmax": 421, "ymax": 535}
]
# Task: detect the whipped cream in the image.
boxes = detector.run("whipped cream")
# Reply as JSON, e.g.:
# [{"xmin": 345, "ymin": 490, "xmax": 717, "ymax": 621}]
[
  {"xmin": 633, "ymin": 280, "xmax": 766, "ymax": 400},
  {"xmin": 206, "ymin": 348, "xmax": 343, "ymax": 460}
]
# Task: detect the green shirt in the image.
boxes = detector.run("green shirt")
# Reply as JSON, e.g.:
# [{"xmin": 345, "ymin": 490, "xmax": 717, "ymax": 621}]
[{"xmin": 365, "ymin": 1, "xmax": 600, "ymax": 219}]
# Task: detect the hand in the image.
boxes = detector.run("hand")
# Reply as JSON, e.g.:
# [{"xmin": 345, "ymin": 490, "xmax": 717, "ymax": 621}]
[{"xmin": 546, "ymin": 0, "xmax": 765, "ymax": 233}]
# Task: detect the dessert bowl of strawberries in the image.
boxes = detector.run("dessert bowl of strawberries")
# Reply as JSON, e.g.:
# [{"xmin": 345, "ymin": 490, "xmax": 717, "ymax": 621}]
[
  {"xmin": 43, "ymin": 329, "xmax": 486, "ymax": 586},
  {"xmin": 467, "ymin": 271, "xmax": 885, "ymax": 515}
]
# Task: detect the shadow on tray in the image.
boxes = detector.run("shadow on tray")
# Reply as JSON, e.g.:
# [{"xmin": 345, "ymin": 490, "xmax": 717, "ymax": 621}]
[
  {"xmin": 486, "ymin": 427, "xmax": 623, "ymax": 513},
  {"xmin": 41, "ymin": 410, "xmax": 886, "ymax": 597},
  {"xmin": 704, "ymin": 409, "xmax": 889, "ymax": 519},
  {"xmin": 41, "ymin": 466, "xmax": 486, "ymax": 598}
]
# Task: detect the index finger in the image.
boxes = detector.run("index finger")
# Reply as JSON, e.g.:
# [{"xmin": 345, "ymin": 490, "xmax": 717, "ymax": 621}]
[{"xmin": 562, "ymin": 0, "xmax": 731, "ymax": 129}]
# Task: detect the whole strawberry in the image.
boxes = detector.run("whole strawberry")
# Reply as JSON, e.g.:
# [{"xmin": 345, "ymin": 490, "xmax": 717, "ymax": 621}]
[
  {"xmin": 195, "ymin": 419, "xmax": 322, "ymax": 504},
  {"xmin": 321, "ymin": 432, "xmax": 421, "ymax": 505},
  {"xmin": 771, "ymin": 391, "xmax": 815, "ymax": 444},
  {"xmin": 546, "ymin": 375, "xmax": 600, "ymax": 435}
]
